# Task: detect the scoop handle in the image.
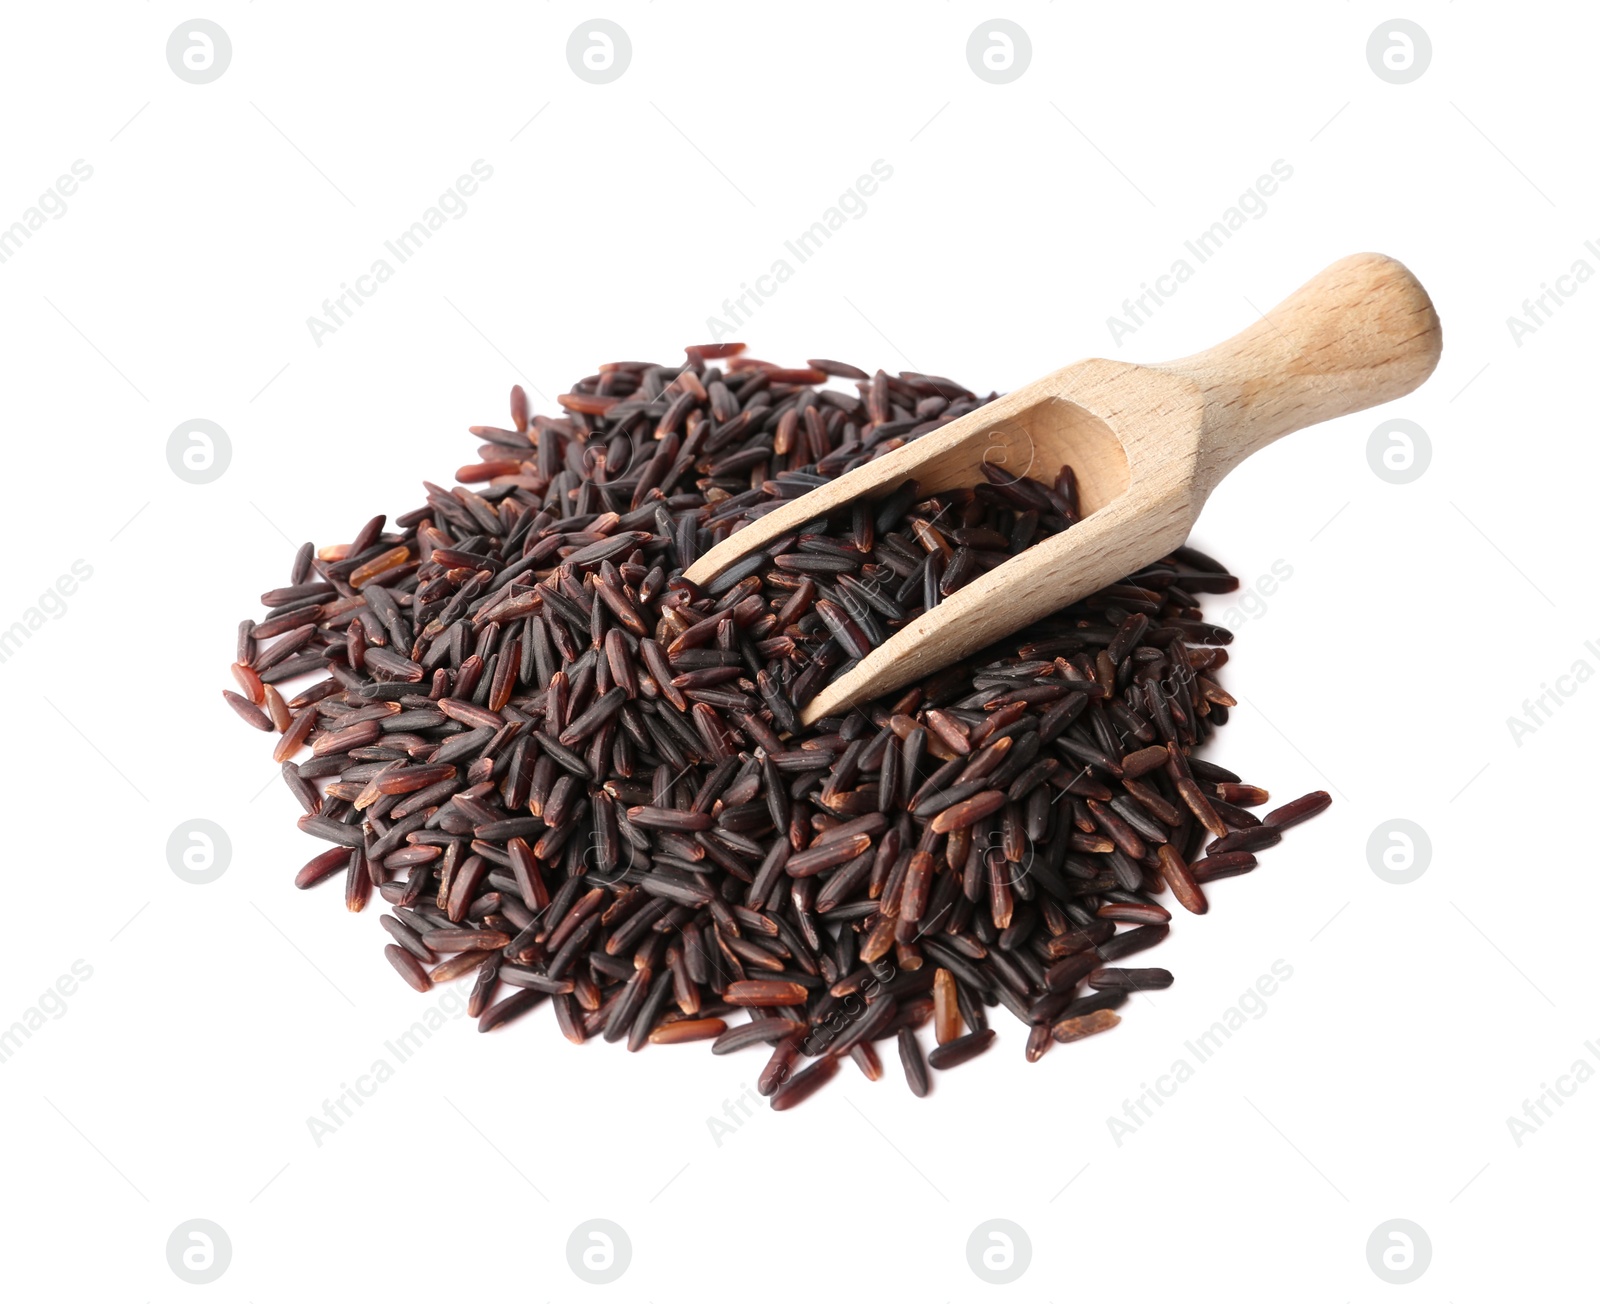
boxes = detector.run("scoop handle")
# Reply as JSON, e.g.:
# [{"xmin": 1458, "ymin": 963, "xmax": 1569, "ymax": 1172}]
[{"xmin": 1154, "ymin": 252, "xmax": 1442, "ymax": 482}]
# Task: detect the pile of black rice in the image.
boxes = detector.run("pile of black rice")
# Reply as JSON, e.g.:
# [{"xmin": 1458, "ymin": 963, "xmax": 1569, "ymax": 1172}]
[{"xmin": 224, "ymin": 344, "xmax": 1328, "ymax": 1109}]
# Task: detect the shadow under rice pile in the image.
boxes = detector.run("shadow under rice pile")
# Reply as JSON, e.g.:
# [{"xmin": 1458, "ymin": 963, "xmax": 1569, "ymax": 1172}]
[{"xmin": 225, "ymin": 343, "xmax": 1330, "ymax": 1109}]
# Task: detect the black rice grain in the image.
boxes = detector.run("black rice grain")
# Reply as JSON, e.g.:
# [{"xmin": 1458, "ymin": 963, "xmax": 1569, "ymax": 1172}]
[{"xmin": 228, "ymin": 345, "xmax": 1332, "ymax": 1111}]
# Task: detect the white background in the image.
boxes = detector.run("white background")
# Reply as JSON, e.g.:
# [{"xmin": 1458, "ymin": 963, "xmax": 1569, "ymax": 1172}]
[{"xmin": 1, "ymin": 3, "xmax": 1593, "ymax": 1299}]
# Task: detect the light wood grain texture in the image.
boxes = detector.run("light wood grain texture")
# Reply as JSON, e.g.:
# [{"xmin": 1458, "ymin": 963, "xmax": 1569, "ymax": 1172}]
[{"xmin": 685, "ymin": 253, "xmax": 1442, "ymax": 724}]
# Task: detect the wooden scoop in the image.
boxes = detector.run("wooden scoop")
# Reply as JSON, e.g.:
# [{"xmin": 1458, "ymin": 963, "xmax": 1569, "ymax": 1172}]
[{"xmin": 685, "ymin": 252, "xmax": 1441, "ymax": 724}]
